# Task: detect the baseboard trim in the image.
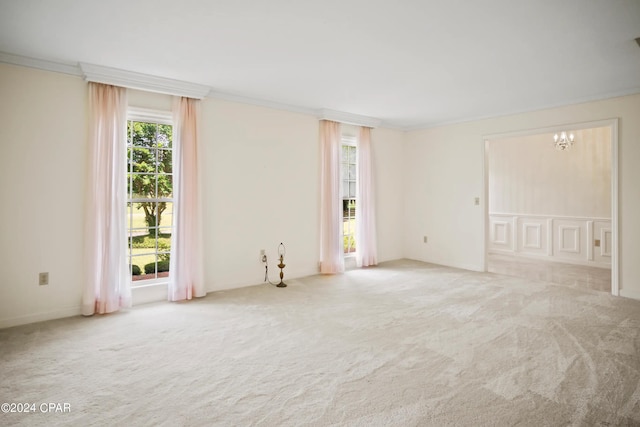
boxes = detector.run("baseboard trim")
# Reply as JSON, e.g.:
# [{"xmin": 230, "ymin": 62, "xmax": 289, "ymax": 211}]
[
  {"xmin": 406, "ymin": 257, "xmax": 484, "ymax": 273},
  {"xmin": 619, "ymin": 288, "xmax": 640, "ymax": 301},
  {"xmin": 489, "ymin": 250, "xmax": 611, "ymax": 269},
  {"xmin": 0, "ymin": 306, "xmax": 82, "ymax": 329},
  {"xmin": 206, "ymin": 268, "xmax": 321, "ymax": 293}
]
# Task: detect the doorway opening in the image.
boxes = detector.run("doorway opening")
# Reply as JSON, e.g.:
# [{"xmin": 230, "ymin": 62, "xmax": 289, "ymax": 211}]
[{"xmin": 482, "ymin": 119, "xmax": 618, "ymax": 295}]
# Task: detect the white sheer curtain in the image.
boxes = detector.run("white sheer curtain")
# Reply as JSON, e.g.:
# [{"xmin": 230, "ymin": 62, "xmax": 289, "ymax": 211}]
[
  {"xmin": 356, "ymin": 126, "xmax": 378, "ymax": 267},
  {"xmin": 169, "ymin": 96, "xmax": 205, "ymax": 301},
  {"xmin": 319, "ymin": 120, "xmax": 344, "ymax": 274},
  {"xmin": 82, "ymin": 83, "xmax": 131, "ymax": 316}
]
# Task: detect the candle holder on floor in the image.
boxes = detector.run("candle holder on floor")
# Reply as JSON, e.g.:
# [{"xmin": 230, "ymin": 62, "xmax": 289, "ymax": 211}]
[{"xmin": 277, "ymin": 242, "xmax": 287, "ymax": 287}]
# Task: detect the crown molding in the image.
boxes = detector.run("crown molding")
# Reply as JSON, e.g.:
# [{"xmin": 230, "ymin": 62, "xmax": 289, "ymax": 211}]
[
  {"xmin": 208, "ymin": 90, "xmax": 318, "ymax": 117},
  {"xmin": 0, "ymin": 51, "xmax": 81, "ymax": 76},
  {"xmin": 0, "ymin": 51, "xmax": 396, "ymax": 128},
  {"xmin": 404, "ymin": 86, "xmax": 640, "ymax": 132},
  {"xmin": 209, "ymin": 93, "xmax": 395, "ymax": 130},
  {"xmin": 9, "ymin": 51, "xmax": 635, "ymax": 132},
  {"xmin": 318, "ymin": 109, "xmax": 382, "ymax": 128},
  {"xmin": 79, "ymin": 62, "xmax": 210, "ymax": 99},
  {"xmin": 0, "ymin": 51, "xmax": 211, "ymax": 99}
]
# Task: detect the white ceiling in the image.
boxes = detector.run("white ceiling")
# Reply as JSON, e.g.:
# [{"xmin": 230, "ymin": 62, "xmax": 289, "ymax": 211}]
[{"xmin": 1, "ymin": 0, "xmax": 639, "ymax": 129}]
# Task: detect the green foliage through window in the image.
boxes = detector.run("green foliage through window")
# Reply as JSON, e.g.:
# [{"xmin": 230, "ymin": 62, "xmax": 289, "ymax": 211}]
[{"xmin": 127, "ymin": 119, "xmax": 173, "ymax": 281}]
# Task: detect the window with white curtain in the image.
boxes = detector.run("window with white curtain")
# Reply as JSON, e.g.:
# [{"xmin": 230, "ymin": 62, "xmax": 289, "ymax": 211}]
[
  {"xmin": 126, "ymin": 110, "xmax": 174, "ymax": 283},
  {"xmin": 341, "ymin": 137, "xmax": 357, "ymax": 255}
]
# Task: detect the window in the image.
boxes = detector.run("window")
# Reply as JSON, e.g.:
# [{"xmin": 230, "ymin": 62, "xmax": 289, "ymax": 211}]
[
  {"xmin": 341, "ymin": 137, "xmax": 356, "ymax": 254},
  {"xmin": 126, "ymin": 112, "xmax": 173, "ymax": 283}
]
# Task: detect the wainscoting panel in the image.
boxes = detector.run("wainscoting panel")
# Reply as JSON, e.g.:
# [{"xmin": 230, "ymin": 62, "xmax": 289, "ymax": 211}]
[
  {"xmin": 554, "ymin": 221, "xmax": 585, "ymax": 262},
  {"xmin": 594, "ymin": 221, "xmax": 612, "ymax": 264},
  {"xmin": 489, "ymin": 218, "xmax": 513, "ymax": 252},
  {"xmin": 489, "ymin": 213, "xmax": 611, "ymax": 268},
  {"xmin": 517, "ymin": 218, "xmax": 547, "ymax": 256}
]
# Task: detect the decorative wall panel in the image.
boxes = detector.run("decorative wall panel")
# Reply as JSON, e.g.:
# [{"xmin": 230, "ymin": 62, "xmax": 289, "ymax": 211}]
[{"xmin": 489, "ymin": 214, "xmax": 610, "ymax": 268}]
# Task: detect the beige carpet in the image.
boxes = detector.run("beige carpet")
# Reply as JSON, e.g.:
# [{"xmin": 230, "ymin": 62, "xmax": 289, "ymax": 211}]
[{"xmin": 1, "ymin": 259, "xmax": 639, "ymax": 426}]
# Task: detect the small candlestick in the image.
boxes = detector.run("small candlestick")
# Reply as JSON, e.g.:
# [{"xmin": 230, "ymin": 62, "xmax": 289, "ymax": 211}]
[{"xmin": 277, "ymin": 242, "xmax": 287, "ymax": 287}]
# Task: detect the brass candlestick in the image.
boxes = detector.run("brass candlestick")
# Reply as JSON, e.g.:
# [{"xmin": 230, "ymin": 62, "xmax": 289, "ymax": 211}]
[{"xmin": 277, "ymin": 242, "xmax": 287, "ymax": 287}]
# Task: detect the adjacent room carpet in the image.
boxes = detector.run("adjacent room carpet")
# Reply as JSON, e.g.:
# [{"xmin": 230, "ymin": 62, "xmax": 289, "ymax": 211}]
[{"xmin": 1, "ymin": 259, "xmax": 639, "ymax": 426}]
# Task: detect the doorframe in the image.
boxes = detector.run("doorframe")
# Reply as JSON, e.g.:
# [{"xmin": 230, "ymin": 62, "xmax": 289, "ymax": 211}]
[{"xmin": 481, "ymin": 118, "xmax": 619, "ymax": 296}]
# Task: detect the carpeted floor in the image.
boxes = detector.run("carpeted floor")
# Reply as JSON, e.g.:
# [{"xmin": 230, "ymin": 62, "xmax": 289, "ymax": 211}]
[
  {"xmin": 488, "ymin": 253, "xmax": 612, "ymax": 293},
  {"xmin": 1, "ymin": 259, "xmax": 639, "ymax": 426}
]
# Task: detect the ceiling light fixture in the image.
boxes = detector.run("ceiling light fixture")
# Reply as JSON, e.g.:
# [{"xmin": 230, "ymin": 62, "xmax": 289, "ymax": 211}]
[{"xmin": 554, "ymin": 131, "xmax": 575, "ymax": 151}]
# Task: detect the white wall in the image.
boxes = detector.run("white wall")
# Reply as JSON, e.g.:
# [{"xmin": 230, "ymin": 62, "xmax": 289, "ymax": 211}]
[
  {"xmin": 0, "ymin": 63, "xmax": 405, "ymax": 327},
  {"xmin": 488, "ymin": 127, "xmax": 611, "ymax": 217},
  {"xmin": 201, "ymin": 99, "xmax": 321, "ymax": 290},
  {"xmin": 0, "ymin": 64, "xmax": 88, "ymax": 326},
  {"xmin": 3, "ymin": 59, "xmax": 637, "ymax": 327},
  {"xmin": 404, "ymin": 93, "xmax": 640, "ymax": 299},
  {"xmin": 200, "ymin": 99, "xmax": 405, "ymax": 291},
  {"xmin": 403, "ymin": 124, "xmax": 483, "ymax": 271},
  {"xmin": 371, "ymin": 127, "xmax": 405, "ymax": 262}
]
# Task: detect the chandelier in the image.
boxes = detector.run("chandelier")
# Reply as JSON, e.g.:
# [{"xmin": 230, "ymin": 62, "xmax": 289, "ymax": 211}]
[{"xmin": 554, "ymin": 131, "xmax": 575, "ymax": 151}]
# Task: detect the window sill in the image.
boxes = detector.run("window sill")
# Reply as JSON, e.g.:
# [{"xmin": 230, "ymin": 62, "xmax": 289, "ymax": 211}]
[
  {"xmin": 131, "ymin": 281, "xmax": 168, "ymax": 306},
  {"xmin": 344, "ymin": 255, "xmax": 357, "ymax": 270},
  {"xmin": 131, "ymin": 280, "xmax": 169, "ymax": 289}
]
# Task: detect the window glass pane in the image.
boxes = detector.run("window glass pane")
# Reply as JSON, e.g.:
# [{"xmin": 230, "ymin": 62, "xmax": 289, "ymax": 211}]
[
  {"xmin": 130, "ymin": 148, "xmax": 156, "ymax": 173},
  {"xmin": 157, "ymin": 174, "xmax": 173, "ymax": 199},
  {"xmin": 158, "ymin": 202, "xmax": 173, "ymax": 228},
  {"xmin": 135, "ymin": 203, "xmax": 159, "ymax": 231},
  {"xmin": 131, "ymin": 234, "xmax": 157, "ymax": 255},
  {"xmin": 153, "ymin": 252, "xmax": 170, "ymax": 279},
  {"xmin": 131, "ymin": 253, "xmax": 155, "ymax": 280},
  {"xmin": 158, "ymin": 149, "xmax": 172, "ymax": 173},
  {"xmin": 127, "ymin": 147, "xmax": 132, "ymax": 172},
  {"xmin": 158, "ymin": 124, "xmax": 173, "ymax": 148},
  {"xmin": 349, "ymin": 164, "xmax": 356, "ymax": 179},
  {"xmin": 158, "ymin": 227, "xmax": 172, "ymax": 256},
  {"xmin": 126, "ymin": 202, "xmax": 133, "ymax": 229},
  {"xmin": 127, "ymin": 121, "xmax": 133, "ymax": 146},
  {"xmin": 127, "ymin": 202, "xmax": 149, "ymax": 231},
  {"xmin": 150, "ymin": 221, "xmax": 159, "ymax": 238},
  {"xmin": 129, "ymin": 174, "xmax": 157, "ymax": 199},
  {"xmin": 131, "ymin": 122, "xmax": 157, "ymax": 148},
  {"xmin": 129, "ymin": 260, "xmax": 143, "ymax": 281},
  {"xmin": 349, "ymin": 182, "xmax": 356, "ymax": 198},
  {"xmin": 133, "ymin": 254, "xmax": 170, "ymax": 279},
  {"xmin": 132, "ymin": 231, "xmax": 157, "ymax": 251},
  {"xmin": 127, "ymin": 230, "xmax": 135, "ymax": 253},
  {"xmin": 342, "ymin": 181, "xmax": 348, "ymax": 199},
  {"xmin": 349, "ymin": 146, "xmax": 356, "ymax": 163},
  {"xmin": 342, "ymin": 145, "xmax": 349, "ymax": 161}
]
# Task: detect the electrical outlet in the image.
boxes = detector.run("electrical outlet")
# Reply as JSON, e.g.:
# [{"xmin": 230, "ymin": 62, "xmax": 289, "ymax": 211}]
[
  {"xmin": 595, "ymin": 239, "xmax": 601, "ymax": 247},
  {"xmin": 260, "ymin": 249, "xmax": 267, "ymax": 263},
  {"xmin": 423, "ymin": 236, "xmax": 428, "ymax": 243},
  {"xmin": 474, "ymin": 197, "xmax": 480, "ymax": 206},
  {"xmin": 39, "ymin": 272, "xmax": 49, "ymax": 286}
]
